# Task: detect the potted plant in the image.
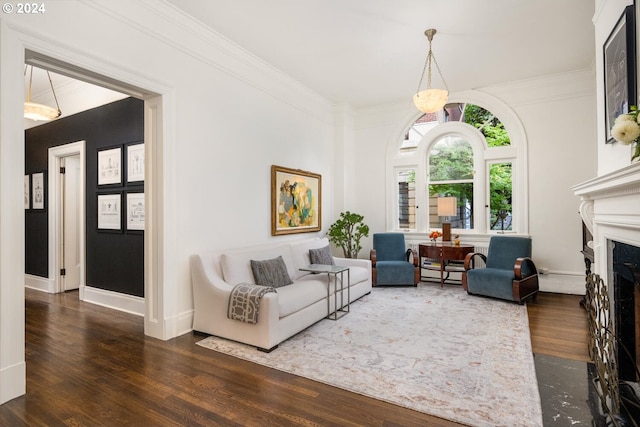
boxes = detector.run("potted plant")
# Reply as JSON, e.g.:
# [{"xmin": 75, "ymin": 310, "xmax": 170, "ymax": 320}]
[{"xmin": 327, "ymin": 211, "xmax": 370, "ymax": 258}]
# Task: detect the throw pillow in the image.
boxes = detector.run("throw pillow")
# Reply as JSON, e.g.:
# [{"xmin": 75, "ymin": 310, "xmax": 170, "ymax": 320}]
[
  {"xmin": 309, "ymin": 245, "xmax": 335, "ymax": 265},
  {"xmin": 250, "ymin": 256, "xmax": 293, "ymax": 288}
]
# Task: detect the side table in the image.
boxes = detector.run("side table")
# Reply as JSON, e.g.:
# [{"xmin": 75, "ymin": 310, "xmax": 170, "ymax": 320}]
[
  {"xmin": 419, "ymin": 242, "xmax": 474, "ymax": 287},
  {"xmin": 299, "ymin": 264, "xmax": 350, "ymax": 320}
]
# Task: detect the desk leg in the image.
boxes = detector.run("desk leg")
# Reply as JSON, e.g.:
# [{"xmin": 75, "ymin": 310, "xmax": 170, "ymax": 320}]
[{"xmin": 440, "ymin": 263, "xmax": 444, "ymax": 287}]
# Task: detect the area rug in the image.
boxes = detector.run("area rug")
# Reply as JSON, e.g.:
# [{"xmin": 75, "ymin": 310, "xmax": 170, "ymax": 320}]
[{"xmin": 197, "ymin": 285, "xmax": 543, "ymax": 427}]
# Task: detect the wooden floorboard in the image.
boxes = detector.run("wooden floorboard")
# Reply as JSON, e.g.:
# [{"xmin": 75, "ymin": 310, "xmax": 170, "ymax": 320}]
[{"xmin": 0, "ymin": 287, "xmax": 589, "ymax": 426}]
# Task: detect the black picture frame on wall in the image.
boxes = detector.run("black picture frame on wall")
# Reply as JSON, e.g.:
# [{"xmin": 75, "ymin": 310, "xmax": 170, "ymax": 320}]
[
  {"xmin": 97, "ymin": 192, "xmax": 123, "ymax": 232},
  {"xmin": 31, "ymin": 172, "xmax": 46, "ymax": 210},
  {"xmin": 126, "ymin": 142, "xmax": 144, "ymax": 184},
  {"xmin": 604, "ymin": 5, "xmax": 636, "ymax": 143},
  {"xmin": 97, "ymin": 146, "xmax": 122, "ymax": 186}
]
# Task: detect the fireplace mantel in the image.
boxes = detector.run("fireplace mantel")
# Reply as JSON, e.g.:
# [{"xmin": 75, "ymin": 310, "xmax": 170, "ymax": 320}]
[
  {"xmin": 572, "ymin": 162, "xmax": 640, "ymax": 277},
  {"xmin": 573, "ymin": 162, "xmax": 640, "ymax": 202}
]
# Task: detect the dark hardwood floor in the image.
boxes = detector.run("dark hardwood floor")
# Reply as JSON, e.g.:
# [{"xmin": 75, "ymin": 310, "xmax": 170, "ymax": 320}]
[{"xmin": 0, "ymin": 287, "xmax": 588, "ymax": 426}]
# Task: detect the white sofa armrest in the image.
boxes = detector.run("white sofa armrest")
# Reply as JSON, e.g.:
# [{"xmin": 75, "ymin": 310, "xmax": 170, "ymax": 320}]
[{"xmin": 190, "ymin": 254, "xmax": 281, "ymax": 350}]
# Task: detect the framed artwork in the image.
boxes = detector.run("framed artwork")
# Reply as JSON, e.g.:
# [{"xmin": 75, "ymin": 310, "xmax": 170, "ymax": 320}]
[
  {"xmin": 604, "ymin": 5, "xmax": 636, "ymax": 143},
  {"xmin": 98, "ymin": 147, "xmax": 122, "ymax": 186},
  {"xmin": 32, "ymin": 172, "xmax": 45, "ymax": 210},
  {"xmin": 271, "ymin": 165, "xmax": 321, "ymax": 236},
  {"xmin": 126, "ymin": 192, "xmax": 145, "ymax": 231},
  {"xmin": 97, "ymin": 193, "xmax": 122, "ymax": 231},
  {"xmin": 126, "ymin": 143, "xmax": 145, "ymax": 183},
  {"xmin": 24, "ymin": 175, "xmax": 30, "ymax": 209}
]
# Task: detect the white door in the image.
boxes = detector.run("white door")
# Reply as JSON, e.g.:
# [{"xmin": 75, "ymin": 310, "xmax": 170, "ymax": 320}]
[{"xmin": 62, "ymin": 155, "xmax": 81, "ymax": 291}]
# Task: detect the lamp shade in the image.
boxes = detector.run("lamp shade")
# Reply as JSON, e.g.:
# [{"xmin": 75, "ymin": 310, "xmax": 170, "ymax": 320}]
[
  {"xmin": 24, "ymin": 102, "xmax": 61, "ymax": 121},
  {"xmin": 437, "ymin": 196, "xmax": 457, "ymax": 217},
  {"xmin": 413, "ymin": 89, "xmax": 448, "ymax": 113}
]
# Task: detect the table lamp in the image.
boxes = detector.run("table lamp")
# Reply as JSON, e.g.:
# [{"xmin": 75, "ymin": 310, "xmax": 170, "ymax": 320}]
[{"xmin": 437, "ymin": 196, "xmax": 457, "ymax": 241}]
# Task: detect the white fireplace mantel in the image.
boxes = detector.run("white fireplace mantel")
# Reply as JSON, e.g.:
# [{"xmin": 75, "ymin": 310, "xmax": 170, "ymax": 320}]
[{"xmin": 572, "ymin": 162, "xmax": 640, "ymax": 278}]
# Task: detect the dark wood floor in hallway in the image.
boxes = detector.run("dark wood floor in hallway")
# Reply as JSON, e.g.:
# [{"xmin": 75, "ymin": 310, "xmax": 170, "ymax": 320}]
[{"xmin": 0, "ymin": 287, "xmax": 588, "ymax": 426}]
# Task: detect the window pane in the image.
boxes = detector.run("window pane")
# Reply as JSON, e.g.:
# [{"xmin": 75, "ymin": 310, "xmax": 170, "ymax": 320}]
[
  {"xmin": 489, "ymin": 162, "xmax": 512, "ymax": 231},
  {"xmin": 429, "ymin": 136, "xmax": 473, "ymax": 180},
  {"xmin": 428, "ymin": 184, "xmax": 473, "ymax": 230},
  {"xmin": 463, "ymin": 104, "xmax": 510, "ymax": 147},
  {"xmin": 397, "ymin": 169, "xmax": 416, "ymax": 230}
]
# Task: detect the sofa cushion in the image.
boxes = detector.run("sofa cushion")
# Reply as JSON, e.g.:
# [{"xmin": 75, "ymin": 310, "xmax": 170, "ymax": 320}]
[
  {"xmin": 309, "ymin": 245, "xmax": 335, "ymax": 266},
  {"xmin": 250, "ymin": 256, "xmax": 293, "ymax": 288},
  {"xmin": 276, "ymin": 279, "xmax": 328, "ymax": 317},
  {"xmin": 221, "ymin": 245, "xmax": 295, "ymax": 285}
]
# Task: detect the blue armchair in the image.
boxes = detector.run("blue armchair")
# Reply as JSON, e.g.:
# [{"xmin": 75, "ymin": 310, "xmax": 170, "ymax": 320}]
[
  {"xmin": 370, "ymin": 233, "xmax": 419, "ymax": 286},
  {"xmin": 462, "ymin": 236, "xmax": 538, "ymax": 303}
]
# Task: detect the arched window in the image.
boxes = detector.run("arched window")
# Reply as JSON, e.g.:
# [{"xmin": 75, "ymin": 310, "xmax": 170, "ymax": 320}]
[{"xmin": 389, "ymin": 97, "xmax": 525, "ymax": 238}]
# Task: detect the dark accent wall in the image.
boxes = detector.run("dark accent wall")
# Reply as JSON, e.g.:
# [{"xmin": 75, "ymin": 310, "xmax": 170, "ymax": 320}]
[{"xmin": 25, "ymin": 97, "xmax": 145, "ymax": 297}]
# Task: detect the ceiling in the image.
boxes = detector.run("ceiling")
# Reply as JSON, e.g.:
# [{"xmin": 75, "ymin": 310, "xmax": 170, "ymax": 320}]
[{"xmin": 166, "ymin": 0, "xmax": 596, "ymax": 108}]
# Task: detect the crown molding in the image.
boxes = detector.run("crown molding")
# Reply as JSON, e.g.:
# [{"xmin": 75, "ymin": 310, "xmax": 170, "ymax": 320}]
[{"xmin": 79, "ymin": 0, "xmax": 332, "ymax": 123}]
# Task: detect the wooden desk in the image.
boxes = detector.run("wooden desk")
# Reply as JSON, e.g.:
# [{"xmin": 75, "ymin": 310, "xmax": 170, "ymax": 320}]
[{"xmin": 419, "ymin": 242, "xmax": 474, "ymax": 287}]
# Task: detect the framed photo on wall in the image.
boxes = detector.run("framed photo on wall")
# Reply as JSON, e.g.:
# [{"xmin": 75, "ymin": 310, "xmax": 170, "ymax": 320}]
[
  {"xmin": 126, "ymin": 192, "xmax": 145, "ymax": 232},
  {"xmin": 98, "ymin": 147, "xmax": 122, "ymax": 186},
  {"xmin": 24, "ymin": 175, "xmax": 30, "ymax": 209},
  {"xmin": 126, "ymin": 143, "xmax": 145, "ymax": 183},
  {"xmin": 32, "ymin": 172, "xmax": 45, "ymax": 210},
  {"xmin": 604, "ymin": 5, "xmax": 636, "ymax": 143},
  {"xmin": 271, "ymin": 165, "xmax": 321, "ymax": 236},
  {"xmin": 97, "ymin": 193, "xmax": 122, "ymax": 231}
]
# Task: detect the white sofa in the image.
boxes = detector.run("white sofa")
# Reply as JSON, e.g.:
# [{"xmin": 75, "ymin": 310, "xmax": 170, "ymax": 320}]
[{"xmin": 190, "ymin": 237, "xmax": 372, "ymax": 351}]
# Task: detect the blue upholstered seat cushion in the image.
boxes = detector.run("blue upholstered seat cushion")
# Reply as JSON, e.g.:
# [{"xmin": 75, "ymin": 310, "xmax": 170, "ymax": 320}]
[
  {"xmin": 466, "ymin": 268, "xmax": 515, "ymax": 301},
  {"xmin": 375, "ymin": 260, "xmax": 415, "ymax": 285},
  {"xmin": 373, "ymin": 233, "xmax": 407, "ymax": 261}
]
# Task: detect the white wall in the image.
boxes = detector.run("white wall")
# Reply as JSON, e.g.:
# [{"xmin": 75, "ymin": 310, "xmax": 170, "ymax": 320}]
[
  {"xmin": 350, "ymin": 70, "xmax": 597, "ymax": 294},
  {"xmin": 1, "ymin": 0, "xmax": 336, "ymax": 403}
]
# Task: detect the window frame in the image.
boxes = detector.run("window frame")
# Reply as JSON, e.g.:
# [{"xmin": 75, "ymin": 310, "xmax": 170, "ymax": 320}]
[{"xmin": 387, "ymin": 96, "xmax": 526, "ymax": 239}]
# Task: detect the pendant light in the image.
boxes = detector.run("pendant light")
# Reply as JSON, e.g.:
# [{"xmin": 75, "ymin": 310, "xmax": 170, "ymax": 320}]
[
  {"xmin": 24, "ymin": 65, "xmax": 62, "ymax": 121},
  {"xmin": 413, "ymin": 29, "xmax": 449, "ymax": 114}
]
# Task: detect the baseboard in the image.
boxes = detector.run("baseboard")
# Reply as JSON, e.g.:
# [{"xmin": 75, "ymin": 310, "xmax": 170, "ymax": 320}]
[
  {"xmin": 24, "ymin": 274, "xmax": 55, "ymax": 293},
  {"xmin": 0, "ymin": 361, "xmax": 25, "ymax": 404},
  {"xmin": 166, "ymin": 309, "xmax": 194, "ymax": 338},
  {"xmin": 538, "ymin": 273, "xmax": 585, "ymax": 295},
  {"xmin": 83, "ymin": 286, "xmax": 145, "ymax": 317}
]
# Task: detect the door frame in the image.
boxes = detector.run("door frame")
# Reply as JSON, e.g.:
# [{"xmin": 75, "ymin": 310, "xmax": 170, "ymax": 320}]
[{"xmin": 48, "ymin": 141, "xmax": 86, "ymax": 296}]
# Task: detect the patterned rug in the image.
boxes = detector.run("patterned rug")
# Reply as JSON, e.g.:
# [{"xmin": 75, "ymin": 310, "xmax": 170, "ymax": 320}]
[{"xmin": 197, "ymin": 284, "xmax": 542, "ymax": 427}]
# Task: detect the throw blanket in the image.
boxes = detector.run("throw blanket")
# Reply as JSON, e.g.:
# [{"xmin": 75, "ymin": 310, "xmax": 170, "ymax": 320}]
[{"xmin": 227, "ymin": 283, "xmax": 276, "ymax": 324}]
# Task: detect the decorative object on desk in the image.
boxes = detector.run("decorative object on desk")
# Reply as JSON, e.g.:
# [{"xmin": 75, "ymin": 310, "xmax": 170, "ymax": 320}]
[
  {"xmin": 611, "ymin": 105, "xmax": 640, "ymax": 162},
  {"xmin": 429, "ymin": 230, "xmax": 442, "ymax": 242},
  {"xmin": 327, "ymin": 211, "xmax": 369, "ymax": 258},
  {"xmin": 454, "ymin": 235, "xmax": 460, "ymax": 246},
  {"xmin": 437, "ymin": 196, "xmax": 456, "ymax": 241},
  {"xmin": 429, "ymin": 230, "xmax": 442, "ymax": 244},
  {"xmin": 271, "ymin": 165, "xmax": 321, "ymax": 235}
]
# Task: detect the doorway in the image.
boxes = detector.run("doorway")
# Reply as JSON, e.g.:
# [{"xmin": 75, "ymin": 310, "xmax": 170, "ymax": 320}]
[
  {"xmin": 48, "ymin": 142, "xmax": 85, "ymax": 295},
  {"xmin": 61, "ymin": 155, "xmax": 81, "ymax": 291}
]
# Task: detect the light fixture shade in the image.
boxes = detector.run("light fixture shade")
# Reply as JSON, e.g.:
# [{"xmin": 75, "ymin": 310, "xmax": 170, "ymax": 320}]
[
  {"xmin": 24, "ymin": 101, "xmax": 61, "ymax": 121},
  {"xmin": 413, "ymin": 89, "xmax": 448, "ymax": 113},
  {"xmin": 437, "ymin": 196, "xmax": 457, "ymax": 217}
]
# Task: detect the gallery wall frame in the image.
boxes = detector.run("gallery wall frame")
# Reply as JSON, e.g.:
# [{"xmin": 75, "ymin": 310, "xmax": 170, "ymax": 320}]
[
  {"xmin": 24, "ymin": 175, "xmax": 30, "ymax": 210},
  {"xmin": 604, "ymin": 4, "xmax": 636, "ymax": 143},
  {"xmin": 126, "ymin": 142, "xmax": 144, "ymax": 184},
  {"xmin": 126, "ymin": 191, "xmax": 145, "ymax": 232},
  {"xmin": 97, "ymin": 146, "xmax": 122, "ymax": 186},
  {"xmin": 271, "ymin": 165, "xmax": 321, "ymax": 236},
  {"xmin": 97, "ymin": 192, "xmax": 122, "ymax": 232},
  {"xmin": 32, "ymin": 172, "xmax": 46, "ymax": 210}
]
